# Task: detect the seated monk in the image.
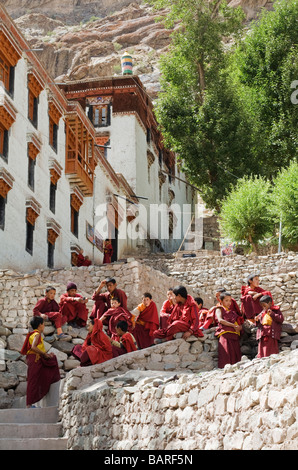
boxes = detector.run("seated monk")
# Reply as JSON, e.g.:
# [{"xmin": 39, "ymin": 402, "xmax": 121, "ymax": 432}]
[
  {"xmin": 132, "ymin": 292, "xmax": 159, "ymax": 349},
  {"xmin": 33, "ymin": 286, "xmax": 67, "ymax": 339},
  {"xmin": 110, "ymin": 320, "xmax": 138, "ymax": 357},
  {"xmin": 100, "ymin": 297, "xmax": 133, "ymax": 341},
  {"xmin": 21, "ymin": 316, "xmax": 60, "ymax": 408},
  {"xmin": 59, "ymin": 282, "xmax": 88, "ymax": 328},
  {"xmin": 72, "ymin": 318, "xmax": 112, "ymax": 366},
  {"xmin": 202, "ymin": 287, "xmax": 241, "ymax": 330},
  {"xmin": 91, "ymin": 278, "xmax": 127, "ymax": 319},
  {"xmin": 159, "ymin": 288, "xmax": 175, "ymax": 329},
  {"xmin": 77, "ymin": 249, "xmax": 91, "ymax": 267},
  {"xmin": 215, "ymin": 292, "xmax": 244, "ymax": 369},
  {"xmin": 194, "ymin": 297, "xmax": 209, "ymax": 328},
  {"xmin": 153, "ymin": 285, "xmax": 204, "ymax": 344},
  {"xmin": 241, "ymin": 273, "xmax": 273, "ymax": 321}
]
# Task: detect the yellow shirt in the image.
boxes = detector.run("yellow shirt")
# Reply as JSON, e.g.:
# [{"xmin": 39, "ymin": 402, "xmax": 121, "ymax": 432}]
[{"xmin": 27, "ymin": 330, "xmax": 46, "ymax": 355}]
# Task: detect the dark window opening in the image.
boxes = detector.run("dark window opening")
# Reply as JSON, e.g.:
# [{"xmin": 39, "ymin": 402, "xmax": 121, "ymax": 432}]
[
  {"xmin": 47, "ymin": 242, "xmax": 55, "ymax": 268},
  {"xmin": 71, "ymin": 206, "xmax": 79, "ymax": 238},
  {"xmin": 0, "ymin": 195, "xmax": 6, "ymax": 230},
  {"xmin": 49, "ymin": 182, "xmax": 57, "ymax": 214},
  {"xmin": 26, "ymin": 221, "xmax": 34, "ymax": 255},
  {"xmin": 28, "ymin": 156, "xmax": 35, "ymax": 191}
]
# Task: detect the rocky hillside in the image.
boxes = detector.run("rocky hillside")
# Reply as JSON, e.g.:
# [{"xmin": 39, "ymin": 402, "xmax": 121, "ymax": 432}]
[{"xmin": 1, "ymin": 0, "xmax": 275, "ymax": 98}]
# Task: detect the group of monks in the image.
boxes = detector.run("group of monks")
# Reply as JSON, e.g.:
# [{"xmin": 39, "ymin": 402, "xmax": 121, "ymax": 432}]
[{"xmin": 22, "ymin": 272, "xmax": 284, "ymax": 407}]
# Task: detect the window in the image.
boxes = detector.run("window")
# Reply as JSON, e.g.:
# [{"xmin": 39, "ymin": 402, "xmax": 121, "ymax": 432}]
[
  {"xmin": 0, "ymin": 195, "xmax": 6, "ymax": 230},
  {"xmin": 47, "ymin": 242, "xmax": 55, "ymax": 268},
  {"xmin": 28, "ymin": 90, "xmax": 38, "ymax": 128},
  {"xmin": 88, "ymin": 104, "xmax": 111, "ymax": 127},
  {"xmin": 0, "ymin": 125, "xmax": 9, "ymax": 162},
  {"xmin": 0, "ymin": 53, "xmax": 13, "ymax": 95},
  {"xmin": 49, "ymin": 182, "xmax": 57, "ymax": 213},
  {"xmin": 71, "ymin": 206, "xmax": 79, "ymax": 238},
  {"xmin": 49, "ymin": 117, "xmax": 58, "ymax": 152},
  {"xmin": 28, "ymin": 155, "xmax": 35, "ymax": 190},
  {"xmin": 26, "ymin": 221, "xmax": 34, "ymax": 255}
]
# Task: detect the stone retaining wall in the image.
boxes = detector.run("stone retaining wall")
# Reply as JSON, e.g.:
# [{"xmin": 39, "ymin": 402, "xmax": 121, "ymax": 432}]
[{"xmin": 60, "ymin": 348, "xmax": 298, "ymax": 450}]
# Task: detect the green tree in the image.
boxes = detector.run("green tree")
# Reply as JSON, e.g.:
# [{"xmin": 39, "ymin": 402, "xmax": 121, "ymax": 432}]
[
  {"xmin": 219, "ymin": 176, "xmax": 274, "ymax": 252},
  {"xmin": 148, "ymin": 0, "xmax": 259, "ymax": 210},
  {"xmin": 271, "ymin": 160, "xmax": 298, "ymax": 248}
]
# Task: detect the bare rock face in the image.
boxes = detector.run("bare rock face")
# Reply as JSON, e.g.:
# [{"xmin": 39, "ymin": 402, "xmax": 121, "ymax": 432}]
[{"xmin": 228, "ymin": 0, "xmax": 274, "ymax": 21}]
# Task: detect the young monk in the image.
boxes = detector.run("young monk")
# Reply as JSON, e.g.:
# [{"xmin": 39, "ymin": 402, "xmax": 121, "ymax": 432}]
[
  {"xmin": 241, "ymin": 273, "xmax": 273, "ymax": 321},
  {"xmin": 21, "ymin": 316, "xmax": 60, "ymax": 408},
  {"xmin": 215, "ymin": 292, "xmax": 244, "ymax": 369},
  {"xmin": 159, "ymin": 288, "xmax": 175, "ymax": 329},
  {"xmin": 100, "ymin": 297, "xmax": 133, "ymax": 340},
  {"xmin": 59, "ymin": 282, "xmax": 88, "ymax": 328},
  {"xmin": 132, "ymin": 292, "xmax": 159, "ymax": 349},
  {"xmin": 110, "ymin": 320, "xmax": 138, "ymax": 357},
  {"xmin": 201, "ymin": 288, "xmax": 241, "ymax": 330},
  {"xmin": 153, "ymin": 286, "xmax": 204, "ymax": 343},
  {"xmin": 77, "ymin": 249, "xmax": 91, "ymax": 267},
  {"xmin": 103, "ymin": 239, "xmax": 113, "ymax": 264},
  {"xmin": 255, "ymin": 295, "xmax": 284, "ymax": 358},
  {"xmin": 33, "ymin": 286, "xmax": 67, "ymax": 339},
  {"xmin": 194, "ymin": 297, "xmax": 209, "ymax": 329},
  {"xmin": 72, "ymin": 318, "xmax": 113, "ymax": 367},
  {"xmin": 91, "ymin": 278, "xmax": 127, "ymax": 319}
]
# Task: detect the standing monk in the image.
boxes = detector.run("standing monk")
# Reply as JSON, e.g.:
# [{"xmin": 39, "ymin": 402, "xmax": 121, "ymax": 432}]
[
  {"xmin": 33, "ymin": 286, "xmax": 67, "ymax": 339},
  {"xmin": 241, "ymin": 273, "xmax": 273, "ymax": 321},
  {"xmin": 59, "ymin": 282, "xmax": 88, "ymax": 327},
  {"xmin": 215, "ymin": 292, "xmax": 243, "ymax": 369},
  {"xmin": 255, "ymin": 295, "xmax": 284, "ymax": 358},
  {"xmin": 202, "ymin": 287, "xmax": 241, "ymax": 330},
  {"xmin": 103, "ymin": 239, "xmax": 113, "ymax": 264},
  {"xmin": 21, "ymin": 316, "xmax": 60, "ymax": 408},
  {"xmin": 132, "ymin": 292, "xmax": 159, "ymax": 349},
  {"xmin": 91, "ymin": 278, "xmax": 127, "ymax": 319},
  {"xmin": 153, "ymin": 286, "xmax": 204, "ymax": 343}
]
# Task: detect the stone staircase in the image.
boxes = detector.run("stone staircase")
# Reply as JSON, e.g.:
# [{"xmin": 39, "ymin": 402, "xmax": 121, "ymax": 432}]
[{"xmin": 0, "ymin": 406, "xmax": 68, "ymax": 450}]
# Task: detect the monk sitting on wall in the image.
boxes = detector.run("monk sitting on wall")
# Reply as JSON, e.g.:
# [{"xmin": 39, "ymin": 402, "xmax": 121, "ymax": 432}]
[
  {"xmin": 132, "ymin": 292, "xmax": 159, "ymax": 349},
  {"xmin": 91, "ymin": 278, "xmax": 127, "ymax": 319},
  {"xmin": 59, "ymin": 282, "xmax": 88, "ymax": 328},
  {"xmin": 153, "ymin": 285, "xmax": 204, "ymax": 344},
  {"xmin": 159, "ymin": 288, "xmax": 175, "ymax": 329},
  {"xmin": 110, "ymin": 320, "xmax": 138, "ymax": 358},
  {"xmin": 72, "ymin": 318, "xmax": 112, "ymax": 367},
  {"xmin": 33, "ymin": 286, "xmax": 67, "ymax": 339},
  {"xmin": 241, "ymin": 273, "xmax": 273, "ymax": 321},
  {"xmin": 77, "ymin": 249, "xmax": 91, "ymax": 267},
  {"xmin": 100, "ymin": 297, "xmax": 133, "ymax": 341}
]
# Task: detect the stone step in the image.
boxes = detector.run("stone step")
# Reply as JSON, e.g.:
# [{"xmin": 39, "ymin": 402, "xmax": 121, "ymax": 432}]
[
  {"xmin": 0, "ymin": 405, "xmax": 59, "ymax": 423},
  {"xmin": 0, "ymin": 422, "xmax": 62, "ymax": 439},
  {"xmin": 0, "ymin": 437, "xmax": 68, "ymax": 450}
]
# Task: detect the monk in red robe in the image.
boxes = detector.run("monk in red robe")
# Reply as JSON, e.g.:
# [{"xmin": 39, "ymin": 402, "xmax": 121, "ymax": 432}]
[
  {"xmin": 77, "ymin": 249, "xmax": 92, "ymax": 267},
  {"xmin": 59, "ymin": 282, "xmax": 88, "ymax": 327},
  {"xmin": 103, "ymin": 239, "xmax": 113, "ymax": 264},
  {"xmin": 21, "ymin": 316, "xmax": 60, "ymax": 407},
  {"xmin": 241, "ymin": 273, "xmax": 273, "ymax": 321},
  {"xmin": 110, "ymin": 320, "xmax": 138, "ymax": 357},
  {"xmin": 215, "ymin": 292, "xmax": 244, "ymax": 369},
  {"xmin": 202, "ymin": 288, "xmax": 241, "ymax": 330},
  {"xmin": 91, "ymin": 278, "xmax": 127, "ymax": 319},
  {"xmin": 153, "ymin": 286, "xmax": 204, "ymax": 343},
  {"xmin": 132, "ymin": 292, "xmax": 159, "ymax": 349},
  {"xmin": 33, "ymin": 286, "xmax": 67, "ymax": 338},
  {"xmin": 100, "ymin": 298, "xmax": 133, "ymax": 340},
  {"xmin": 194, "ymin": 297, "xmax": 209, "ymax": 328},
  {"xmin": 255, "ymin": 295, "xmax": 284, "ymax": 358},
  {"xmin": 72, "ymin": 318, "xmax": 112, "ymax": 366},
  {"xmin": 159, "ymin": 288, "xmax": 175, "ymax": 328}
]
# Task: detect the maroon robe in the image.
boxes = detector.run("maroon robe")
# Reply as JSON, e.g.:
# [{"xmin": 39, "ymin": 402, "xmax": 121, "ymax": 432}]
[
  {"xmin": 154, "ymin": 295, "xmax": 204, "ymax": 341},
  {"xmin": 103, "ymin": 243, "xmax": 113, "ymax": 264},
  {"xmin": 21, "ymin": 331, "xmax": 60, "ymax": 407},
  {"xmin": 72, "ymin": 319, "xmax": 112, "ymax": 366},
  {"xmin": 241, "ymin": 286, "xmax": 273, "ymax": 320},
  {"xmin": 91, "ymin": 288, "xmax": 127, "ymax": 319},
  {"xmin": 102, "ymin": 306, "xmax": 133, "ymax": 340},
  {"xmin": 133, "ymin": 301, "xmax": 159, "ymax": 349},
  {"xmin": 203, "ymin": 298, "xmax": 241, "ymax": 329},
  {"xmin": 112, "ymin": 332, "xmax": 138, "ymax": 357},
  {"xmin": 256, "ymin": 306, "xmax": 284, "ymax": 358},
  {"xmin": 59, "ymin": 293, "xmax": 88, "ymax": 327},
  {"xmin": 215, "ymin": 306, "xmax": 243, "ymax": 369},
  {"xmin": 77, "ymin": 253, "xmax": 91, "ymax": 267},
  {"xmin": 159, "ymin": 299, "xmax": 175, "ymax": 329},
  {"xmin": 33, "ymin": 297, "xmax": 66, "ymax": 329}
]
